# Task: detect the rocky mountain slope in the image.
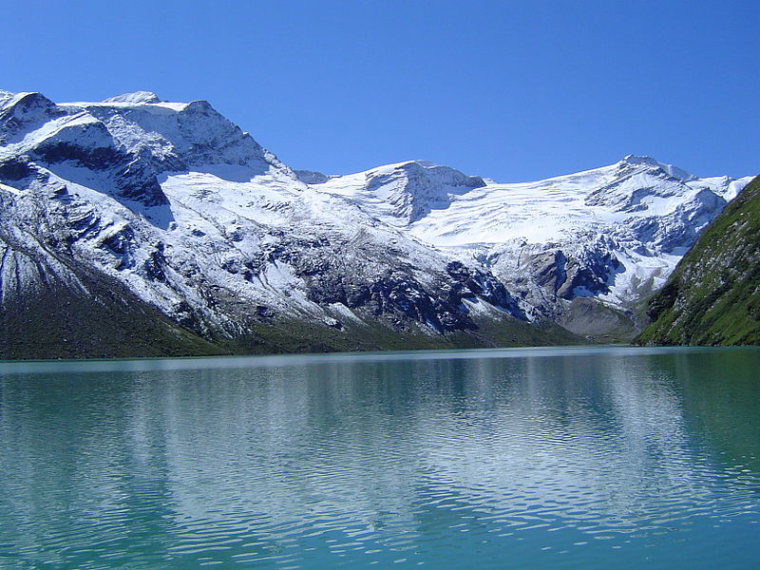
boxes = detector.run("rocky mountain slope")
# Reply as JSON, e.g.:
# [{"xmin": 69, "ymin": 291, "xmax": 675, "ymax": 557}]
[
  {"xmin": 637, "ymin": 176, "xmax": 760, "ymax": 346},
  {"xmin": 0, "ymin": 90, "xmax": 753, "ymax": 358}
]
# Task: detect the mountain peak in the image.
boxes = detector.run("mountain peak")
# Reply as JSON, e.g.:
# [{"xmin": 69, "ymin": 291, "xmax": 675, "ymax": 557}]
[
  {"xmin": 619, "ymin": 154, "xmax": 695, "ymax": 181},
  {"xmin": 0, "ymin": 91, "xmax": 56, "ymax": 112},
  {"xmin": 102, "ymin": 91, "xmax": 161, "ymax": 105},
  {"xmin": 366, "ymin": 160, "xmax": 481, "ymax": 181}
]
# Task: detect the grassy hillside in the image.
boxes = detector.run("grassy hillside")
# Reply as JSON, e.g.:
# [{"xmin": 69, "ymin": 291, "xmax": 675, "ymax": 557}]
[{"xmin": 636, "ymin": 176, "xmax": 760, "ymax": 346}]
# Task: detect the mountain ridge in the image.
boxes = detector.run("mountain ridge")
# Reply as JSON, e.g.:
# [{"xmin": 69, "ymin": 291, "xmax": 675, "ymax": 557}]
[{"xmin": 0, "ymin": 90, "xmax": 753, "ymax": 358}]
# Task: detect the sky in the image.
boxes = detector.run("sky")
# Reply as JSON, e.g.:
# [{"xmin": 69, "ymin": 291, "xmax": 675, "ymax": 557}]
[{"xmin": 1, "ymin": 0, "xmax": 757, "ymax": 182}]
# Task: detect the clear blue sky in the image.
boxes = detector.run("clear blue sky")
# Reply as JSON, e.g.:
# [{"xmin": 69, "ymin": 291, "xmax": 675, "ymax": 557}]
[{"xmin": 2, "ymin": 0, "xmax": 757, "ymax": 181}]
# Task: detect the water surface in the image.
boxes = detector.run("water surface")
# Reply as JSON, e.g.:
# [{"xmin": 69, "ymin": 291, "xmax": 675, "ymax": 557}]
[{"xmin": 1, "ymin": 346, "xmax": 758, "ymax": 568}]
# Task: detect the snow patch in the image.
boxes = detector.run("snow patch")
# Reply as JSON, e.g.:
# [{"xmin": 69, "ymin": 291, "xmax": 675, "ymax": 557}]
[{"xmin": 102, "ymin": 91, "xmax": 161, "ymax": 105}]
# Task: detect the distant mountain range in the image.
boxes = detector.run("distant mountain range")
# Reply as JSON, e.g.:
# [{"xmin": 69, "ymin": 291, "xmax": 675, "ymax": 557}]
[{"xmin": 0, "ymin": 90, "xmax": 754, "ymax": 358}]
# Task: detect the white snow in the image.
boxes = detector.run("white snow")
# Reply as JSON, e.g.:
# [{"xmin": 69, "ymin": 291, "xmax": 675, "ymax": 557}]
[
  {"xmin": 0, "ymin": 182, "xmax": 22, "ymax": 196},
  {"xmin": 102, "ymin": 91, "xmax": 161, "ymax": 104}
]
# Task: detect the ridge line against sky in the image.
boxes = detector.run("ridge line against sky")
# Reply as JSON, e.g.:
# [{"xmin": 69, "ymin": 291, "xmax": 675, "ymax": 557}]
[{"xmin": 1, "ymin": 0, "xmax": 758, "ymax": 182}]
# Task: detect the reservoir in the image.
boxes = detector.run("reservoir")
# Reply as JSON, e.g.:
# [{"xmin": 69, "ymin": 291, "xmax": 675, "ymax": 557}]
[{"xmin": 1, "ymin": 346, "xmax": 758, "ymax": 568}]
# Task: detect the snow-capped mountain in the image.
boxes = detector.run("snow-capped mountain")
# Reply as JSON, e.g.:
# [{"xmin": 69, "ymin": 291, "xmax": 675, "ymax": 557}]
[
  {"xmin": 310, "ymin": 154, "xmax": 749, "ymax": 333},
  {"xmin": 0, "ymin": 90, "xmax": 752, "ymax": 357}
]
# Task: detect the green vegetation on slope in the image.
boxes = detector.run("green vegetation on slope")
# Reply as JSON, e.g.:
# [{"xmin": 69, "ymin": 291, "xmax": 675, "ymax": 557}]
[
  {"xmin": 220, "ymin": 309, "xmax": 583, "ymax": 358},
  {"xmin": 637, "ymin": 176, "xmax": 760, "ymax": 346}
]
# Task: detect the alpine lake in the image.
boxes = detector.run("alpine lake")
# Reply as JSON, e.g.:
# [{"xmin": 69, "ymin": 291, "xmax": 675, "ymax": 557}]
[{"xmin": 0, "ymin": 346, "xmax": 758, "ymax": 569}]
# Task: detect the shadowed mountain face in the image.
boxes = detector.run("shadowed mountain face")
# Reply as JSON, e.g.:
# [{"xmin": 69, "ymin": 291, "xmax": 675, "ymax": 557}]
[
  {"xmin": 0, "ymin": 90, "xmax": 753, "ymax": 358},
  {"xmin": 637, "ymin": 176, "xmax": 760, "ymax": 346}
]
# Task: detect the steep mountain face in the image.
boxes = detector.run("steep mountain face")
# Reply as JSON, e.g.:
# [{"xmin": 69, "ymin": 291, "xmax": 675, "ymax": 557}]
[
  {"xmin": 0, "ymin": 90, "xmax": 752, "ymax": 358},
  {"xmin": 636, "ymin": 176, "xmax": 760, "ymax": 346}
]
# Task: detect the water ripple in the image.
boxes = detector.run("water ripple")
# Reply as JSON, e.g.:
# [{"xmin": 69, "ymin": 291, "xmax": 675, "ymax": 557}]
[{"xmin": 1, "ymin": 348, "xmax": 759, "ymax": 568}]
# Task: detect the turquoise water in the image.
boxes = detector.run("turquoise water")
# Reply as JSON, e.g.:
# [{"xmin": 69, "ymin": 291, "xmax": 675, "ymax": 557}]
[{"xmin": 0, "ymin": 346, "xmax": 758, "ymax": 569}]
